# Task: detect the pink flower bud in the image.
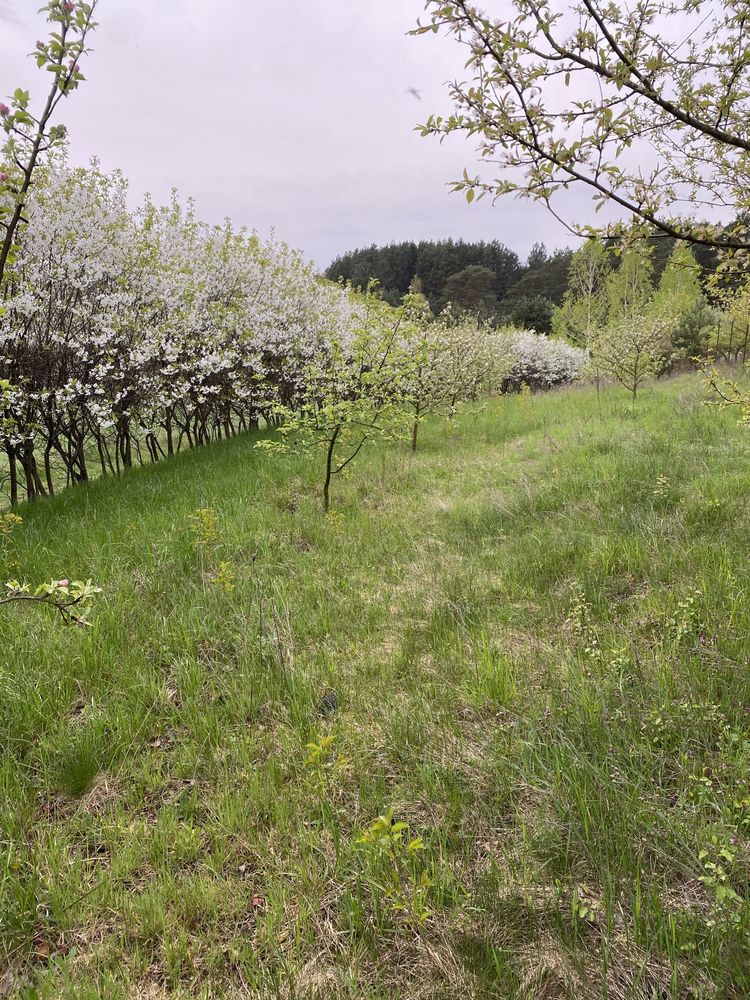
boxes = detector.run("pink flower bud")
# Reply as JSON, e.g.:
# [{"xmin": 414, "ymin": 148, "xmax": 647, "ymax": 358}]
[
  {"xmin": 58, "ymin": 579, "xmax": 70, "ymax": 587},
  {"xmin": 0, "ymin": 104, "xmax": 9, "ymax": 117},
  {"xmin": 63, "ymin": 1, "xmax": 75, "ymax": 12},
  {"xmin": 0, "ymin": 172, "xmax": 9, "ymax": 183},
  {"xmin": 36, "ymin": 41, "xmax": 46, "ymax": 51}
]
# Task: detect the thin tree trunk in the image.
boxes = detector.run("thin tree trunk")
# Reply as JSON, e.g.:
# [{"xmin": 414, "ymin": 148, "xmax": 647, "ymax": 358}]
[
  {"xmin": 95, "ymin": 434, "xmax": 109, "ymax": 478},
  {"xmin": 323, "ymin": 426, "xmax": 340, "ymax": 513},
  {"xmin": 44, "ymin": 444, "xmax": 55, "ymax": 496},
  {"xmin": 165, "ymin": 413, "xmax": 175, "ymax": 458},
  {"xmin": 6, "ymin": 445, "xmax": 18, "ymax": 507}
]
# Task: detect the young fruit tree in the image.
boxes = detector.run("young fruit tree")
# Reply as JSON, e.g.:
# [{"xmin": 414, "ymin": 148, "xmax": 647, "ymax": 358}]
[
  {"xmin": 591, "ymin": 315, "xmax": 671, "ymax": 404},
  {"xmin": 403, "ymin": 296, "xmax": 513, "ymax": 452},
  {"xmin": 257, "ymin": 290, "xmax": 413, "ymax": 512}
]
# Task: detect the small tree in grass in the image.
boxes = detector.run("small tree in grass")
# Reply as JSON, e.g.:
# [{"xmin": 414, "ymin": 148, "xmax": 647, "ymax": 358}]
[
  {"xmin": 258, "ymin": 290, "xmax": 412, "ymax": 512},
  {"xmin": 591, "ymin": 315, "xmax": 671, "ymax": 405},
  {"xmin": 404, "ymin": 305, "xmax": 514, "ymax": 452},
  {"xmin": 588, "ymin": 248, "xmax": 670, "ymax": 405}
]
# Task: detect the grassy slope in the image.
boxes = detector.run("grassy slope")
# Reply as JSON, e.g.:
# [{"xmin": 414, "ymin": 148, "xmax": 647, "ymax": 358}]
[{"xmin": 1, "ymin": 376, "xmax": 750, "ymax": 999}]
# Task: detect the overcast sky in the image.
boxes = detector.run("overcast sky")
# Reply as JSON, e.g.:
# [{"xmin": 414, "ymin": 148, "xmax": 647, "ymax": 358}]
[{"xmin": 0, "ymin": 0, "xmax": 584, "ymax": 269}]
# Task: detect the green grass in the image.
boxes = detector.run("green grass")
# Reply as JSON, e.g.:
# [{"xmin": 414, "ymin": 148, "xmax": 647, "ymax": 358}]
[{"xmin": 2, "ymin": 375, "xmax": 750, "ymax": 998}]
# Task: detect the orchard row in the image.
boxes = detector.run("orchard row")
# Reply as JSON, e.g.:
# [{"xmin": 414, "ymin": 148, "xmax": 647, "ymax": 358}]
[{"xmin": 0, "ymin": 160, "xmax": 585, "ymax": 507}]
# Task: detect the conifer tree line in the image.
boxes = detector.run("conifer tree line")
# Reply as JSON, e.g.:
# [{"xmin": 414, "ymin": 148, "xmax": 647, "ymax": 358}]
[
  {"xmin": 325, "ymin": 236, "xmax": 727, "ymax": 334},
  {"xmin": 326, "ymin": 239, "xmax": 569, "ymax": 331}
]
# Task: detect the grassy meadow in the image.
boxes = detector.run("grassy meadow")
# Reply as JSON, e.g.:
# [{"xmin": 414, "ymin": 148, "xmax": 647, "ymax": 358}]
[{"xmin": 1, "ymin": 375, "xmax": 750, "ymax": 998}]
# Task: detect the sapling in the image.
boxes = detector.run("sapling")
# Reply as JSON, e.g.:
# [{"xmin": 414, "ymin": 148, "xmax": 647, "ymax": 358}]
[
  {"xmin": 0, "ymin": 510, "xmax": 22, "ymax": 570},
  {"xmin": 403, "ymin": 300, "xmax": 513, "ymax": 451},
  {"xmin": 189, "ymin": 506, "xmax": 236, "ymax": 592},
  {"xmin": 591, "ymin": 315, "xmax": 672, "ymax": 405},
  {"xmin": 258, "ymin": 289, "xmax": 413, "ymax": 511},
  {"xmin": 355, "ymin": 808, "xmax": 432, "ymax": 928}
]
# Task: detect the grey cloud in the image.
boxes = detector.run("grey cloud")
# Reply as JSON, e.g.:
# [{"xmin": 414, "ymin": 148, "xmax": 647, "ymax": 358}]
[
  {"xmin": 0, "ymin": 3, "xmax": 21, "ymax": 25},
  {"xmin": 1, "ymin": 0, "xmax": 587, "ymax": 267}
]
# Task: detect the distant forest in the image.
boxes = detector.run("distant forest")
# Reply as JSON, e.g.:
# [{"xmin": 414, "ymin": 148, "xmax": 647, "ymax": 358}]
[{"xmin": 325, "ymin": 238, "xmax": 722, "ymax": 333}]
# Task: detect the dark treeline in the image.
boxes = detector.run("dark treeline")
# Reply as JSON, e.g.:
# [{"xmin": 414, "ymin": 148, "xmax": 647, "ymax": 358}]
[
  {"xmin": 325, "ymin": 236, "xmax": 729, "ymax": 334},
  {"xmin": 325, "ymin": 239, "xmax": 573, "ymax": 332}
]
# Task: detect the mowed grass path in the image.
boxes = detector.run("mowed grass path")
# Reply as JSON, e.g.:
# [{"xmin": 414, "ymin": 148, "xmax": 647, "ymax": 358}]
[{"xmin": 2, "ymin": 376, "xmax": 750, "ymax": 998}]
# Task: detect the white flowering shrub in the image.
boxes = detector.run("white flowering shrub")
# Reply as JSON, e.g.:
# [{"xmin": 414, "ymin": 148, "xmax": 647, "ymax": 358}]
[
  {"xmin": 0, "ymin": 159, "xmax": 362, "ymax": 504},
  {"xmin": 501, "ymin": 331, "xmax": 587, "ymax": 392}
]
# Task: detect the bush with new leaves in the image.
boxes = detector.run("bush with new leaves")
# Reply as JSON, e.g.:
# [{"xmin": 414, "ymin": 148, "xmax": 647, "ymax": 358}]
[
  {"xmin": 256, "ymin": 287, "xmax": 413, "ymax": 510},
  {"xmin": 590, "ymin": 316, "xmax": 672, "ymax": 403}
]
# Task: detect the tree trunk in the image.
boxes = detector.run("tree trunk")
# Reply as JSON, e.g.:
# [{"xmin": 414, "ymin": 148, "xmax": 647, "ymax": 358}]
[
  {"xmin": 44, "ymin": 444, "xmax": 55, "ymax": 496},
  {"xmin": 165, "ymin": 413, "xmax": 174, "ymax": 458},
  {"xmin": 96, "ymin": 434, "xmax": 109, "ymax": 478},
  {"xmin": 6, "ymin": 445, "xmax": 18, "ymax": 507},
  {"xmin": 323, "ymin": 426, "xmax": 340, "ymax": 513},
  {"xmin": 21, "ymin": 443, "xmax": 45, "ymax": 501}
]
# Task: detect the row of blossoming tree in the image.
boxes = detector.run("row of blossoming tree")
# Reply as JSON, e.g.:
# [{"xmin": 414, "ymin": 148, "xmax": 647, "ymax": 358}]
[
  {"xmin": 0, "ymin": 157, "xmax": 565, "ymax": 511},
  {"xmin": 0, "ymin": 146, "xmax": 592, "ymax": 514},
  {"xmin": 1, "ymin": 156, "xmax": 362, "ymax": 503}
]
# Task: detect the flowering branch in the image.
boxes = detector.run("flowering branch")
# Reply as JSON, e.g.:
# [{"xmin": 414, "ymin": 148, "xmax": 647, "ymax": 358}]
[{"xmin": 0, "ymin": 0, "xmax": 99, "ymax": 287}]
